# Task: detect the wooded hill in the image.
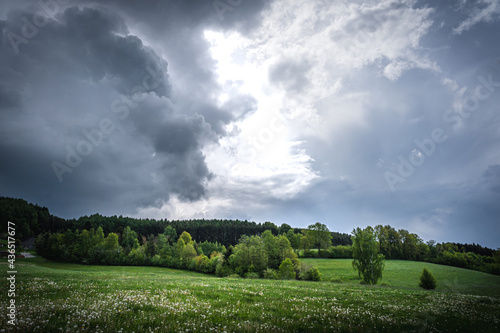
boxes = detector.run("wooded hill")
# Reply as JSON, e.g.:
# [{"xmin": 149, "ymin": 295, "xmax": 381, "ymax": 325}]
[{"xmin": 0, "ymin": 196, "xmax": 351, "ymax": 246}]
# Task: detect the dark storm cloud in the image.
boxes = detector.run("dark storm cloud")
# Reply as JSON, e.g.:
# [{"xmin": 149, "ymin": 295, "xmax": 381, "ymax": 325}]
[
  {"xmin": 1, "ymin": 0, "xmax": 499, "ymax": 251},
  {"xmin": 96, "ymin": 0, "xmax": 270, "ymax": 34},
  {"xmin": 91, "ymin": 0, "xmax": 268, "ymax": 134},
  {"xmin": 0, "ymin": 4, "xmax": 226, "ymax": 217},
  {"xmin": 0, "ymin": 84, "xmax": 21, "ymax": 109},
  {"xmin": 482, "ymin": 164, "xmax": 500, "ymax": 193}
]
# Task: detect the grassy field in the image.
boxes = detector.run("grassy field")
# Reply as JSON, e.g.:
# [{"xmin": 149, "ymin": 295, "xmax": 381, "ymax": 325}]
[
  {"xmin": 1, "ymin": 257, "xmax": 499, "ymax": 332},
  {"xmin": 302, "ymin": 258, "xmax": 500, "ymax": 298}
]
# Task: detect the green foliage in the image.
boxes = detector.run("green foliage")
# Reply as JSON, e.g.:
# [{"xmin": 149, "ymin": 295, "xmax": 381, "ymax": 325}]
[
  {"xmin": 304, "ymin": 222, "xmax": 332, "ymax": 254},
  {"xmin": 278, "ymin": 223, "xmax": 292, "ymax": 235},
  {"xmin": 285, "ymin": 229, "xmax": 301, "ymax": 253},
  {"xmin": 245, "ymin": 272, "xmax": 260, "ymax": 279},
  {"xmin": 121, "ymin": 226, "xmax": 138, "ymax": 254},
  {"xmin": 215, "ymin": 262, "xmax": 233, "ymax": 277},
  {"xmin": 7, "ymin": 195, "xmax": 498, "ymax": 277},
  {"xmin": 262, "ymin": 230, "xmax": 280, "ymax": 268},
  {"xmin": 330, "ymin": 277, "xmax": 343, "ymax": 283},
  {"xmin": 199, "ymin": 240, "xmax": 225, "ymax": 256},
  {"xmin": 493, "ymin": 250, "xmax": 500, "ymax": 264},
  {"xmin": 103, "ymin": 232, "xmax": 119, "ymax": 251},
  {"xmin": 227, "ymin": 274, "xmax": 241, "ymax": 279},
  {"xmin": 145, "ymin": 234, "xmax": 157, "ymax": 257},
  {"xmin": 299, "ymin": 266, "xmax": 322, "ymax": 281},
  {"xmin": 127, "ymin": 245, "xmax": 147, "ymax": 265},
  {"xmin": 179, "ymin": 231, "xmax": 193, "ymax": 245},
  {"xmin": 0, "ymin": 197, "xmax": 54, "ymax": 239},
  {"xmin": 279, "ymin": 258, "xmax": 296, "ymax": 279},
  {"xmin": 163, "ymin": 226, "xmax": 177, "ymax": 243},
  {"xmin": 263, "ymin": 268, "xmax": 279, "ymax": 280},
  {"xmin": 157, "ymin": 234, "xmax": 168, "ymax": 252},
  {"xmin": 419, "ymin": 267, "xmax": 437, "ymax": 290},
  {"xmin": 231, "ymin": 235, "xmax": 268, "ymax": 275},
  {"xmin": 328, "ymin": 245, "xmax": 353, "ymax": 258},
  {"xmin": 352, "ymin": 227, "xmax": 385, "ymax": 285},
  {"xmin": 180, "ymin": 243, "xmax": 197, "ymax": 268}
]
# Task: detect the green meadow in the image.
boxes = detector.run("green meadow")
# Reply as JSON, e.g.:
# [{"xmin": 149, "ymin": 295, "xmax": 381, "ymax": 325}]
[{"xmin": 1, "ymin": 257, "xmax": 499, "ymax": 332}]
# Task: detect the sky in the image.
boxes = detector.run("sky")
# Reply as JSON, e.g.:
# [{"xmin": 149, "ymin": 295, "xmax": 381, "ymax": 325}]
[{"xmin": 1, "ymin": 0, "xmax": 499, "ymax": 248}]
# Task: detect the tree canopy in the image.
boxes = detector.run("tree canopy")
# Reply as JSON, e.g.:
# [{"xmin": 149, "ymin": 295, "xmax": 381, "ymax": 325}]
[{"xmin": 352, "ymin": 227, "xmax": 385, "ymax": 285}]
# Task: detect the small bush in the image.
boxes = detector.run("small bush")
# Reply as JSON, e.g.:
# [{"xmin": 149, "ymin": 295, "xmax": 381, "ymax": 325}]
[
  {"xmin": 419, "ymin": 267, "xmax": 437, "ymax": 290},
  {"xmin": 245, "ymin": 272, "xmax": 260, "ymax": 279},
  {"xmin": 330, "ymin": 277, "xmax": 343, "ymax": 283},
  {"xmin": 215, "ymin": 263, "xmax": 233, "ymax": 277},
  {"xmin": 263, "ymin": 268, "xmax": 279, "ymax": 280},
  {"xmin": 300, "ymin": 266, "xmax": 322, "ymax": 281},
  {"xmin": 279, "ymin": 258, "xmax": 296, "ymax": 279}
]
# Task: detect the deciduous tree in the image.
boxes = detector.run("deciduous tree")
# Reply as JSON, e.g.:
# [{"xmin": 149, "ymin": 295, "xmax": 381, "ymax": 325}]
[{"xmin": 352, "ymin": 227, "xmax": 385, "ymax": 285}]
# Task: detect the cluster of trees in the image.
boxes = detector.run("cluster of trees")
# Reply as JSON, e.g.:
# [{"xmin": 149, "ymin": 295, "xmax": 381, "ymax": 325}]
[
  {"xmin": 372, "ymin": 225, "xmax": 499, "ymax": 275},
  {"xmin": 2, "ymin": 197, "xmax": 498, "ymax": 276},
  {"xmin": 0, "ymin": 197, "xmax": 65, "ymax": 240},
  {"xmin": 299, "ymin": 225, "xmax": 500, "ymax": 276},
  {"xmin": 0, "ymin": 197, "xmax": 350, "ymax": 248},
  {"xmin": 35, "ymin": 226, "xmax": 321, "ymax": 281}
]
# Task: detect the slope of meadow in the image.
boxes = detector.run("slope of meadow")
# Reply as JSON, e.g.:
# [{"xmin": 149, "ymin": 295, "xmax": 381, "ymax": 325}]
[
  {"xmin": 302, "ymin": 258, "xmax": 500, "ymax": 298},
  {"xmin": 1, "ymin": 257, "xmax": 499, "ymax": 332}
]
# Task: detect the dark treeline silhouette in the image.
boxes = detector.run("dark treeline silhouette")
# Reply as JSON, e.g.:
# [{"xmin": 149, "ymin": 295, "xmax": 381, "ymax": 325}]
[{"xmin": 0, "ymin": 196, "xmax": 350, "ymax": 247}]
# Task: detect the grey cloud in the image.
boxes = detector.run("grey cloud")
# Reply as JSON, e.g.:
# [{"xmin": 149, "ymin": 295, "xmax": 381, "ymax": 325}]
[
  {"xmin": 269, "ymin": 58, "xmax": 311, "ymax": 93},
  {"xmin": 0, "ymin": 5, "xmax": 221, "ymax": 216},
  {"xmin": 482, "ymin": 164, "xmax": 500, "ymax": 193},
  {"xmin": 96, "ymin": 0, "xmax": 270, "ymax": 34},
  {"xmin": 221, "ymin": 94, "xmax": 257, "ymax": 120},
  {"xmin": 1, "ymin": 0, "xmax": 498, "ymax": 249},
  {"xmin": 0, "ymin": 84, "xmax": 21, "ymax": 109}
]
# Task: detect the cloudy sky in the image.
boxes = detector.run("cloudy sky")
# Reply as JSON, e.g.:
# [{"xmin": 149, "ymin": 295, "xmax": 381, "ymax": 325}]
[{"xmin": 1, "ymin": 0, "xmax": 499, "ymax": 248}]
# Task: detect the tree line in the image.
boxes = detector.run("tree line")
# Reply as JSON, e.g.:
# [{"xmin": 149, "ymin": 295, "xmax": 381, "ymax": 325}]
[
  {"xmin": 34, "ymin": 226, "xmax": 321, "ymax": 281},
  {"xmin": 2, "ymin": 196, "xmax": 498, "ymax": 275},
  {"xmin": 302, "ymin": 225, "xmax": 500, "ymax": 276},
  {"xmin": 0, "ymin": 197, "xmax": 351, "ymax": 247}
]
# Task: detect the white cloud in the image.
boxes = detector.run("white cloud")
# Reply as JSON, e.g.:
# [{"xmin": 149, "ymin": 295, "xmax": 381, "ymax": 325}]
[
  {"xmin": 454, "ymin": 0, "xmax": 500, "ymax": 34},
  {"xmin": 141, "ymin": 0, "xmax": 438, "ymax": 220}
]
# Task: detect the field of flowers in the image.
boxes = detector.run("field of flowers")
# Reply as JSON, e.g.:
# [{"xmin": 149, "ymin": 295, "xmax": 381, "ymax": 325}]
[{"xmin": 1, "ymin": 257, "xmax": 499, "ymax": 332}]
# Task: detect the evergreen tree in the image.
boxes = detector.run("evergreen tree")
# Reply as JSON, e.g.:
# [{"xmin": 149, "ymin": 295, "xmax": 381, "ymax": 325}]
[
  {"xmin": 145, "ymin": 234, "xmax": 157, "ymax": 257},
  {"xmin": 419, "ymin": 267, "xmax": 437, "ymax": 290}
]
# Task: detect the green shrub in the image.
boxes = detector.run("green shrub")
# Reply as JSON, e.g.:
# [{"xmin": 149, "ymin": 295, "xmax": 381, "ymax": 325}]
[
  {"xmin": 263, "ymin": 268, "xmax": 279, "ymax": 280},
  {"xmin": 299, "ymin": 266, "xmax": 322, "ymax": 281},
  {"xmin": 419, "ymin": 267, "xmax": 437, "ymax": 290},
  {"xmin": 215, "ymin": 264, "xmax": 233, "ymax": 277},
  {"xmin": 245, "ymin": 272, "xmax": 260, "ymax": 279},
  {"xmin": 279, "ymin": 258, "xmax": 296, "ymax": 279}
]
